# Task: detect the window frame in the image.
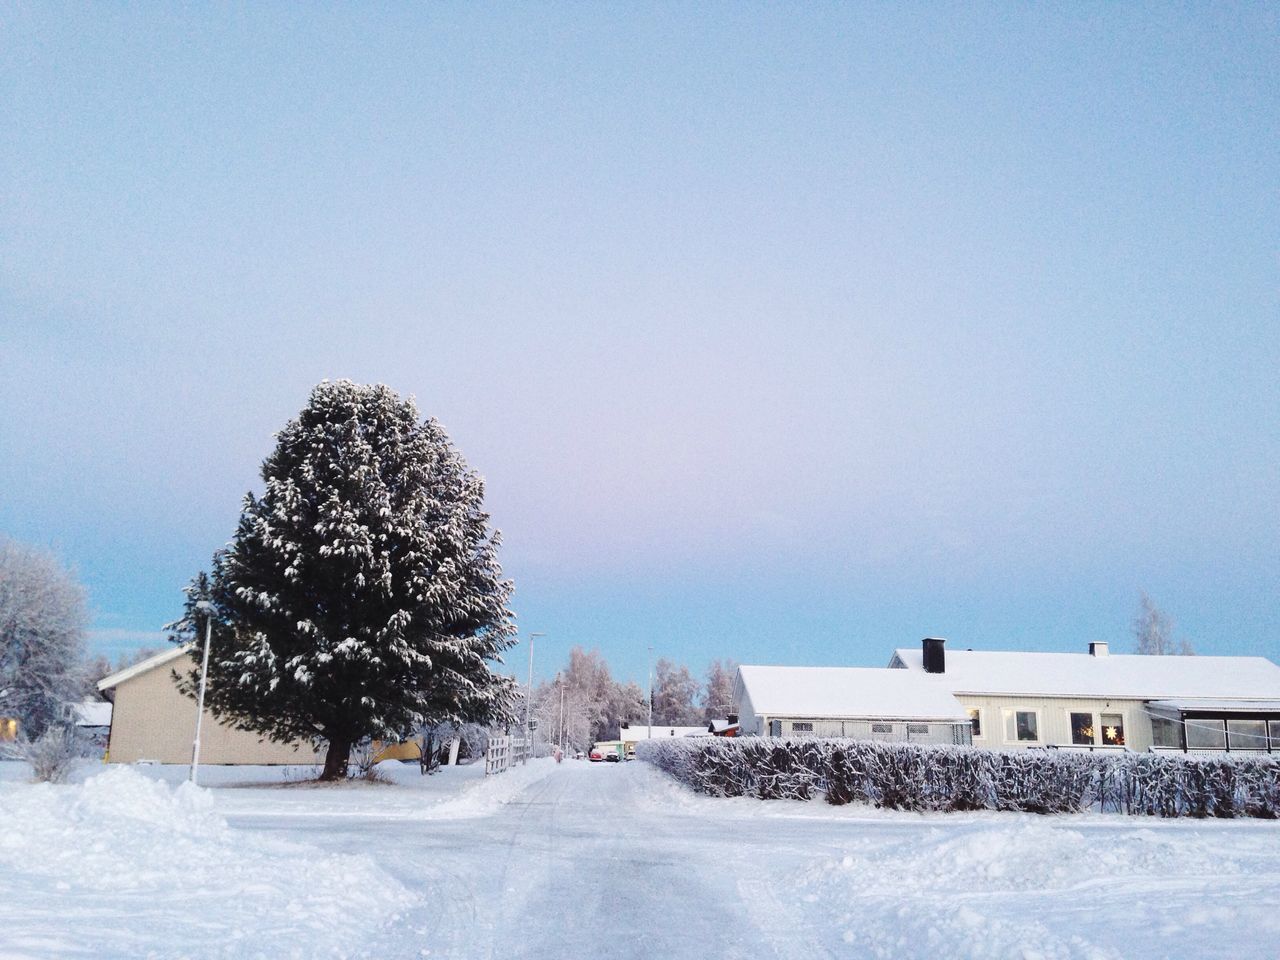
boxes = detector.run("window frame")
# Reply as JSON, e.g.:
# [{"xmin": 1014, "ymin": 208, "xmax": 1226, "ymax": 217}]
[
  {"xmin": 1099, "ymin": 711, "xmax": 1126, "ymax": 747},
  {"xmin": 1226, "ymin": 718, "xmax": 1268, "ymax": 751},
  {"xmin": 1068, "ymin": 711, "xmax": 1096, "ymax": 746},
  {"xmin": 967, "ymin": 708, "xmax": 983, "ymax": 739},
  {"xmin": 1002, "ymin": 708, "xmax": 1042, "ymax": 744},
  {"xmin": 1185, "ymin": 717, "xmax": 1227, "ymax": 751}
]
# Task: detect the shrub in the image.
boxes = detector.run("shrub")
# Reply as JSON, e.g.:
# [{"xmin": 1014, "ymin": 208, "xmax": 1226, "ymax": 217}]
[
  {"xmin": 20, "ymin": 724, "xmax": 85, "ymax": 783},
  {"xmin": 634, "ymin": 736, "xmax": 1280, "ymax": 820}
]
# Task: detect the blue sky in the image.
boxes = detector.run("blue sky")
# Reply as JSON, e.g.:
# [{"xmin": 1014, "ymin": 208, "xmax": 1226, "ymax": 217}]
[{"xmin": 2, "ymin": 4, "xmax": 1277, "ymax": 685}]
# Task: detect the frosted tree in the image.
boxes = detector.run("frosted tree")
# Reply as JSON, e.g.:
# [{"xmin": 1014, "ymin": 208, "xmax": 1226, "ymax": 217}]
[
  {"xmin": 652, "ymin": 658, "xmax": 700, "ymax": 725},
  {"xmin": 0, "ymin": 539, "xmax": 88, "ymax": 740},
  {"xmin": 1132, "ymin": 593, "xmax": 1194, "ymax": 655},
  {"xmin": 702, "ymin": 658, "xmax": 738, "ymax": 721},
  {"xmin": 170, "ymin": 380, "xmax": 518, "ymax": 780}
]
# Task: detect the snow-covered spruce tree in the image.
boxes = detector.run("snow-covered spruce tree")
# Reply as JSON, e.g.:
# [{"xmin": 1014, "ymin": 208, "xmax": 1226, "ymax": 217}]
[{"xmin": 173, "ymin": 381, "xmax": 518, "ymax": 780}]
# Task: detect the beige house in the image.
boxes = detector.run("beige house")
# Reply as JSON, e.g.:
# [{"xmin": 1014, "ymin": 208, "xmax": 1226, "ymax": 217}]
[
  {"xmin": 889, "ymin": 638, "xmax": 1280, "ymax": 754},
  {"xmin": 97, "ymin": 645, "xmax": 322, "ymax": 765}
]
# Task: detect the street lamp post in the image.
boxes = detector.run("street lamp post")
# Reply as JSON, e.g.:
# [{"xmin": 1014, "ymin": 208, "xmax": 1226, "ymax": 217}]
[
  {"xmin": 647, "ymin": 645, "xmax": 654, "ymax": 740},
  {"xmin": 525, "ymin": 632, "xmax": 545, "ymax": 757},
  {"xmin": 558, "ymin": 673, "xmax": 565, "ymax": 753},
  {"xmin": 189, "ymin": 601, "xmax": 215, "ymax": 785}
]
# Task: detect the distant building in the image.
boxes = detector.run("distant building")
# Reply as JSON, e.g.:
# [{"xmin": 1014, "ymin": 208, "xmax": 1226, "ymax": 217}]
[
  {"xmin": 73, "ymin": 700, "xmax": 113, "ymax": 754},
  {"xmin": 97, "ymin": 645, "xmax": 322, "ymax": 765},
  {"xmin": 617, "ymin": 722, "xmax": 707, "ymax": 758}
]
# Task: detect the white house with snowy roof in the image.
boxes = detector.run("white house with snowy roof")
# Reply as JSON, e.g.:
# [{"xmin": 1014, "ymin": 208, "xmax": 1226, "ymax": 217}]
[
  {"xmin": 732, "ymin": 664, "xmax": 973, "ymax": 745},
  {"xmin": 890, "ymin": 637, "xmax": 1280, "ymax": 753},
  {"xmin": 735, "ymin": 638, "xmax": 1280, "ymax": 753}
]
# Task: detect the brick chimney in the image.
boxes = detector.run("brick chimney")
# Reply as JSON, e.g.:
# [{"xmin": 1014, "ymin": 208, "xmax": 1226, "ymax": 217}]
[{"xmin": 922, "ymin": 637, "xmax": 946, "ymax": 674}]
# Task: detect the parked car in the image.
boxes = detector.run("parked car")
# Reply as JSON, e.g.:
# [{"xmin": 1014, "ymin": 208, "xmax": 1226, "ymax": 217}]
[
  {"xmin": 589, "ymin": 749, "xmax": 603, "ymax": 762},
  {"xmin": 605, "ymin": 752, "xmax": 621, "ymax": 763}
]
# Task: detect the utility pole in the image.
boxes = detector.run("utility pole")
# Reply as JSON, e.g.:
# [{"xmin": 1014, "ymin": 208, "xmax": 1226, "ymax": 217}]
[
  {"xmin": 190, "ymin": 601, "xmax": 215, "ymax": 785},
  {"xmin": 558, "ymin": 673, "xmax": 565, "ymax": 753},
  {"xmin": 525, "ymin": 632, "xmax": 544, "ymax": 755},
  {"xmin": 647, "ymin": 645, "xmax": 654, "ymax": 740}
]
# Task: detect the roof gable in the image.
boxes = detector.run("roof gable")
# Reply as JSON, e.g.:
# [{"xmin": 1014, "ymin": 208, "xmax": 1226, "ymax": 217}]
[
  {"xmin": 96, "ymin": 644, "xmax": 195, "ymax": 691},
  {"xmin": 736, "ymin": 665, "xmax": 968, "ymax": 721}
]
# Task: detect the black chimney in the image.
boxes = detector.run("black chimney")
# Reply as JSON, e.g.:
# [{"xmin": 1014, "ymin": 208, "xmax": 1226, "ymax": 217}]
[
  {"xmin": 922, "ymin": 637, "xmax": 946, "ymax": 674},
  {"xmin": 727, "ymin": 713, "xmax": 738, "ymax": 725}
]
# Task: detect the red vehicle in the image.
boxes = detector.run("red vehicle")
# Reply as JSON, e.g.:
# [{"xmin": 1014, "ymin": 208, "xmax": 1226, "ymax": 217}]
[{"xmin": 589, "ymin": 749, "xmax": 604, "ymax": 762}]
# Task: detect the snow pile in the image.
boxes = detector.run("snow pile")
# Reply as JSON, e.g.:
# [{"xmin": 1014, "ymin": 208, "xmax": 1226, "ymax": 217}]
[
  {"xmin": 782, "ymin": 819, "xmax": 1280, "ymax": 960},
  {"xmin": 638, "ymin": 735, "xmax": 1280, "ymax": 817},
  {"xmin": 0, "ymin": 766, "xmax": 415, "ymax": 959},
  {"xmin": 421, "ymin": 756, "xmax": 558, "ymax": 818}
]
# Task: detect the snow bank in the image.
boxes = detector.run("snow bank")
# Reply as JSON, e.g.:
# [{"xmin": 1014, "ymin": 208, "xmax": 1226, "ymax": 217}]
[
  {"xmin": 0, "ymin": 766, "xmax": 415, "ymax": 959},
  {"xmin": 783, "ymin": 818, "xmax": 1280, "ymax": 960}
]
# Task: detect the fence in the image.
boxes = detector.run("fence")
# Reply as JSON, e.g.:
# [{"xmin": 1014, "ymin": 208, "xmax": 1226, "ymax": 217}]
[{"xmin": 484, "ymin": 735, "xmax": 530, "ymax": 775}]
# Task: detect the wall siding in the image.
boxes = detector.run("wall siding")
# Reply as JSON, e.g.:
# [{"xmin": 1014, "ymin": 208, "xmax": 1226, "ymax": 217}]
[
  {"xmin": 958, "ymin": 694, "xmax": 1152, "ymax": 751},
  {"xmin": 107, "ymin": 655, "xmax": 322, "ymax": 765}
]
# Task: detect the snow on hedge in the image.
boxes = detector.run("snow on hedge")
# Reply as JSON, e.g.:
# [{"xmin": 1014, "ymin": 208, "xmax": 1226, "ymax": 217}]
[
  {"xmin": 0, "ymin": 766, "xmax": 415, "ymax": 958},
  {"xmin": 636, "ymin": 736, "xmax": 1280, "ymax": 817}
]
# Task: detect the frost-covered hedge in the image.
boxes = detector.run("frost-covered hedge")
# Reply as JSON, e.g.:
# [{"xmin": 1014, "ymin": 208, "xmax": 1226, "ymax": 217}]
[{"xmin": 635, "ymin": 737, "xmax": 1280, "ymax": 818}]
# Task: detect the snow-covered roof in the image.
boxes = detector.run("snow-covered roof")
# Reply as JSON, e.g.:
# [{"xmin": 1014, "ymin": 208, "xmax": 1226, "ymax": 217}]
[
  {"xmin": 96, "ymin": 644, "xmax": 195, "ymax": 691},
  {"xmin": 617, "ymin": 725, "xmax": 708, "ymax": 741},
  {"xmin": 736, "ymin": 665, "xmax": 969, "ymax": 722},
  {"xmin": 890, "ymin": 647, "xmax": 1280, "ymax": 701},
  {"xmin": 1147, "ymin": 699, "xmax": 1280, "ymax": 714},
  {"xmin": 73, "ymin": 700, "xmax": 112, "ymax": 727}
]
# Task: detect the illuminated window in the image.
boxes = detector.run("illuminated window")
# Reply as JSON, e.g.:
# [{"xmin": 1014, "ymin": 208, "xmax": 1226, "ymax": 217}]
[
  {"xmin": 1070, "ymin": 712, "xmax": 1095, "ymax": 745},
  {"xmin": 967, "ymin": 709, "xmax": 982, "ymax": 737},
  {"xmin": 1003, "ymin": 710, "xmax": 1039, "ymax": 743},
  {"xmin": 1100, "ymin": 713, "xmax": 1125, "ymax": 746}
]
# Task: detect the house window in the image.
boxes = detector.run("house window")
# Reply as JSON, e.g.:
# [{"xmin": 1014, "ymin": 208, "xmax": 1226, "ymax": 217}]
[
  {"xmin": 1003, "ymin": 710, "xmax": 1039, "ymax": 743},
  {"xmin": 1227, "ymin": 719, "xmax": 1268, "ymax": 751},
  {"xmin": 1100, "ymin": 713, "xmax": 1125, "ymax": 747},
  {"xmin": 1150, "ymin": 717, "xmax": 1181, "ymax": 748},
  {"xmin": 791, "ymin": 722, "xmax": 814, "ymax": 733},
  {"xmin": 1270, "ymin": 721, "xmax": 1280, "ymax": 752},
  {"xmin": 871, "ymin": 723, "xmax": 893, "ymax": 734},
  {"xmin": 1185, "ymin": 718, "xmax": 1227, "ymax": 750},
  {"xmin": 967, "ymin": 708, "xmax": 982, "ymax": 738},
  {"xmin": 1070, "ymin": 712, "xmax": 1095, "ymax": 745},
  {"xmin": 907, "ymin": 724, "xmax": 929, "ymax": 734}
]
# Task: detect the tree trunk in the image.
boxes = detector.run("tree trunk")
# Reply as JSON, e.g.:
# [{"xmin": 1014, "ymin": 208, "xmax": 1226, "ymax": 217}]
[{"xmin": 320, "ymin": 738, "xmax": 351, "ymax": 781}]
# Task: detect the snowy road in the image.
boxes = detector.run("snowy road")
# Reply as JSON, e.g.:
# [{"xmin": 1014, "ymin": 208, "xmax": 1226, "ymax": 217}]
[
  {"xmin": 223, "ymin": 762, "xmax": 1280, "ymax": 960},
  {"xmin": 4, "ymin": 759, "xmax": 1280, "ymax": 959}
]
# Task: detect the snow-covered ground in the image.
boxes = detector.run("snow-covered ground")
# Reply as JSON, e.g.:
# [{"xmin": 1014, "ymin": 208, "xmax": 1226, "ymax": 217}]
[{"xmin": 2, "ymin": 759, "xmax": 1278, "ymax": 959}]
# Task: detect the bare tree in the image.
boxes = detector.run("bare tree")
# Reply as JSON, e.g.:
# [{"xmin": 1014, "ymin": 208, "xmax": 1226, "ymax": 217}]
[
  {"xmin": 1133, "ymin": 592, "xmax": 1194, "ymax": 655},
  {"xmin": 0, "ymin": 539, "xmax": 88, "ymax": 740},
  {"xmin": 702, "ymin": 659, "xmax": 738, "ymax": 721},
  {"xmin": 652, "ymin": 658, "xmax": 700, "ymax": 725}
]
